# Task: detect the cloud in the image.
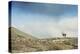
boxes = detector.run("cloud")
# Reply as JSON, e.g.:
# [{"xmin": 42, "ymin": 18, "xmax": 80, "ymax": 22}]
[{"xmin": 14, "ymin": 16, "xmax": 78, "ymax": 39}]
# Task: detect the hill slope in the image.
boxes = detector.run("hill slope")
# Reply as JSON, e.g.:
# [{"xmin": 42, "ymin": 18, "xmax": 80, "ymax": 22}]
[
  {"xmin": 9, "ymin": 27, "xmax": 39, "ymax": 52},
  {"xmin": 9, "ymin": 27, "xmax": 78, "ymax": 53}
]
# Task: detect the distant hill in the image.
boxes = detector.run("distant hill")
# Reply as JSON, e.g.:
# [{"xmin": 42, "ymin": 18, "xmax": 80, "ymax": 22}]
[{"xmin": 10, "ymin": 27, "xmax": 37, "ymax": 39}]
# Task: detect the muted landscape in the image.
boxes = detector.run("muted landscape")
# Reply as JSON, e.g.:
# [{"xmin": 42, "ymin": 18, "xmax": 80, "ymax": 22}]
[
  {"xmin": 9, "ymin": 1, "xmax": 78, "ymax": 53},
  {"xmin": 9, "ymin": 27, "xmax": 78, "ymax": 53}
]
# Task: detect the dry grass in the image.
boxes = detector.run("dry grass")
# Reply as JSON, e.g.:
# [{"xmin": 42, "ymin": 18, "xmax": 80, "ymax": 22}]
[{"xmin": 9, "ymin": 27, "xmax": 78, "ymax": 53}]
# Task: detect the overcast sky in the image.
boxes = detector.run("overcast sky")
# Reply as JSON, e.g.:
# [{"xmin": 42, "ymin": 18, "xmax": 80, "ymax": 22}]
[{"xmin": 11, "ymin": 1, "xmax": 78, "ymax": 38}]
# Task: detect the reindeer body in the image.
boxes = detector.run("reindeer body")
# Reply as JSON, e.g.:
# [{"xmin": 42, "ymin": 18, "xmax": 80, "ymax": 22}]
[{"xmin": 62, "ymin": 33, "xmax": 66, "ymax": 38}]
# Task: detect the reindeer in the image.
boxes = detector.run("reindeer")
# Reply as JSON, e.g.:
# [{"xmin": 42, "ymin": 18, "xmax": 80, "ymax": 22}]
[{"xmin": 62, "ymin": 33, "xmax": 66, "ymax": 38}]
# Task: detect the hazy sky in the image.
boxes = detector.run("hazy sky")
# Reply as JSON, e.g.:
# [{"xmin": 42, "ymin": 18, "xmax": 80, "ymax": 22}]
[{"xmin": 11, "ymin": 1, "xmax": 78, "ymax": 38}]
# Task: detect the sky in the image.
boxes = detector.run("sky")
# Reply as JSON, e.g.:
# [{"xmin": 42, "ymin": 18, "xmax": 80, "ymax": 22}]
[{"xmin": 10, "ymin": 1, "xmax": 78, "ymax": 39}]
